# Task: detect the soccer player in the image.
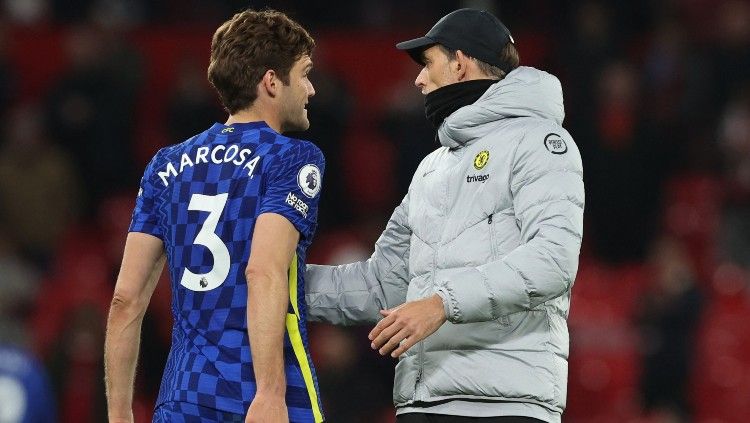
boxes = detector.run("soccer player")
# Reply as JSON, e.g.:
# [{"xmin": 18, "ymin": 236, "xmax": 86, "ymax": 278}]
[{"xmin": 104, "ymin": 10, "xmax": 325, "ymax": 423}]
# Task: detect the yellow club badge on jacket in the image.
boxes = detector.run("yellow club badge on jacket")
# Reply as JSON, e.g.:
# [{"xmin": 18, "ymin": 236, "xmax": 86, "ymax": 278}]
[{"xmin": 474, "ymin": 150, "xmax": 490, "ymax": 170}]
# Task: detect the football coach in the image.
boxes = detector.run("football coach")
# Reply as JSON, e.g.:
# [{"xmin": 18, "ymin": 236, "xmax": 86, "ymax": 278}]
[{"xmin": 306, "ymin": 9, "xmax": 584, "ymax": 423}]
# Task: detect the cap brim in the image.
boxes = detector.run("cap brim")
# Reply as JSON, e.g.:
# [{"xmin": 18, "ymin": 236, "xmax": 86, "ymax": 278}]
[{"xmin": 396, "ymin": 36, "xmax": 436, "ymax": 65}]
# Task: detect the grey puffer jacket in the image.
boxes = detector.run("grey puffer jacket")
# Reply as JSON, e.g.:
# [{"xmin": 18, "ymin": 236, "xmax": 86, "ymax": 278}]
[{"xmin": 305, "ymin": 66, "xmax": 584, "ymax": 419}]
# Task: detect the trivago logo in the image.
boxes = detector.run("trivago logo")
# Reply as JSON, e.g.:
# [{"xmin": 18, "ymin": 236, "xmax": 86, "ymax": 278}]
[{"xmin": 466, "ymin": 174, "xmax": 490, "ymax": 183}]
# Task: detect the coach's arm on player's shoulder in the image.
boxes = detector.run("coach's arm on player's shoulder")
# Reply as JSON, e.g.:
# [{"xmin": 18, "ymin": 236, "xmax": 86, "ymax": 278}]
[
  {"xmin": 304, "ymin": 192, "xmax": 412, "ymax": 326},
  {"xmin": 105, "ymin": 232, "xmax": 166, "ymax": 423}
]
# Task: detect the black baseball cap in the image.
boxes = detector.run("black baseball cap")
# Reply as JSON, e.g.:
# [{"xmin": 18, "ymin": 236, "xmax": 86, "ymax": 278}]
[{"xmin": 396, "ymin": 8, "xmax": 515, "ymax": 73}]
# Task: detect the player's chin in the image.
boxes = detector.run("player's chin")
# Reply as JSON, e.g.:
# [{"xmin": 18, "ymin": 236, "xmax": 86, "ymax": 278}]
[
  {"xmin": 293, "ymin": 115, "xmax": 311, "ymax": 131},
  {"xmin": 280, "ymin": 114, "xmax": 310, "ymax": 133}
]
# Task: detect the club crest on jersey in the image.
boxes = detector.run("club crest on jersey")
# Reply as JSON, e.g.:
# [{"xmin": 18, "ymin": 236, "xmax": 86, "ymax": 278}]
[
  {"xmin": 298, "ymin": 164, "xmax": 321, "ymax": 198},
  {"xmin": 474, "ymin": 150, "xmax": 490, "ymax": 170}
]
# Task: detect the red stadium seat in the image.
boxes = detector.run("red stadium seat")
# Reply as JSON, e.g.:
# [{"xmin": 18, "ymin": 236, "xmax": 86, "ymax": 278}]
[
  {"xmin": 691, "ymin": 283, "xmax": 750, "ymax": 423},
  {"xmin": 567, "ymin": 260, "xmax": 645, "ymax": 422}
]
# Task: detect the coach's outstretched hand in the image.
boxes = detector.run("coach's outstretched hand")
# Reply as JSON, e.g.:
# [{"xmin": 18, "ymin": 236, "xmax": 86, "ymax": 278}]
[{"xmin": 368, "ymin": 294, "xmax": 447, "ymax": 358}]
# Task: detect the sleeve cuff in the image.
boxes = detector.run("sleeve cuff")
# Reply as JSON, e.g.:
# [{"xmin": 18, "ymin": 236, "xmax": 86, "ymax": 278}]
[
  {"xmin": 434, "ymin": 260, "xmax": 533, "ymax": 323},
  {"xmin": 433, "ymin": 266, "xmax": 492, "ymax": 323},
  {"xmin": 258, "ymin": 208, "xmax": 311, "ymax": 239},
  {"xmin": 434, "ymin": 288, "xmax": 454, "ymax": 323},
  {"xmin": 128, "ymin": 224, "xmax": 163, "ymax": 239}
]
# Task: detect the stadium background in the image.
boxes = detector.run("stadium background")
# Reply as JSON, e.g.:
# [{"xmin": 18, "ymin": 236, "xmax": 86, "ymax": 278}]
[{"xmin": 0, "ymin": 0, "xmax": 749, "ymax": 421}]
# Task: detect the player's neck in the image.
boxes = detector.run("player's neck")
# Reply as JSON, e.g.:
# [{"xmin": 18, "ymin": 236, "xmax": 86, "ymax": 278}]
[{"xmin": 225, "ymin": 108, "xmax": 282, "ymax": 133}]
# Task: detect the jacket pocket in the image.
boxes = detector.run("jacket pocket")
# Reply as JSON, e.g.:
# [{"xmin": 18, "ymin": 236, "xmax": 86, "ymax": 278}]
[
  {"xmin": 496, "ymin": 314, "xmax": 511, "ymax": 327},
  {"xmin": 492, "ymin": 309, "xmax": 549, "ymax": 350},
  {"xmin": 492, "ymin": 210, "xmax": 522, "ymax": 257}
]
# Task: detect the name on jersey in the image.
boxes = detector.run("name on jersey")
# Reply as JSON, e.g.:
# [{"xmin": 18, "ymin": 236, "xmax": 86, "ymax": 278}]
[
  {"xmin": 158, "ymin": 145, "xmax": 261, "ymax": 186},
  {"xmin": 286, "ymin": 192, "xmax": 309, "ymax": 218}
]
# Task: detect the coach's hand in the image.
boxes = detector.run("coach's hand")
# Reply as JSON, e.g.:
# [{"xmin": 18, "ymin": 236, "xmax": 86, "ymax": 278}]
[
  {"xmin": 246, "ymin": 393, "xmax": 288, "ymax": 423},
  {"xmin": 369, "ymin": 294, "xmax": 447, "ymax": 358}
]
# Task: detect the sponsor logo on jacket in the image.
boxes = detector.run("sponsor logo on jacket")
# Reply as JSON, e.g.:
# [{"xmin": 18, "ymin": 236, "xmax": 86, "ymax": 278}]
[
  {"xmin": 466, "ymin": 174, "xmax": 490, "ymax": 183},
  {"xmin": 544, "ymin": 133, "xmax": 567, "ymax": 154}
]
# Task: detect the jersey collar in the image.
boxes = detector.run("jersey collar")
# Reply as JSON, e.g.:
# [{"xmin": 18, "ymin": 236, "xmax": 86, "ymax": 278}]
[{"xmin": 208, "ymin": 121, "xmax": 269, "ymax": 134}]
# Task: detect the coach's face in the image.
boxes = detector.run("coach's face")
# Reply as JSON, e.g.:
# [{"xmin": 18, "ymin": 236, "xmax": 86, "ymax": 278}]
[
  {"xmin": 414, "ymin": 45, "xmax": 460, "ymax": 95},
  {"xmin": 279, "ymin": 54, "xmax": 315, "ymax": 132}
]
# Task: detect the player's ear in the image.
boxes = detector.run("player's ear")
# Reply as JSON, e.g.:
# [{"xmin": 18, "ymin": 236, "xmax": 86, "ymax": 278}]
[{"xmin": 260, "ymin": 69, "xmax": 279, "ymax": 98}]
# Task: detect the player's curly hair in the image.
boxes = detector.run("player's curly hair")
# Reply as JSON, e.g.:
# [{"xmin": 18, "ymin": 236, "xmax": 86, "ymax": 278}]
[{"xmin": 208, "ymin": 9, "xmax": 315, "ymax": 114}]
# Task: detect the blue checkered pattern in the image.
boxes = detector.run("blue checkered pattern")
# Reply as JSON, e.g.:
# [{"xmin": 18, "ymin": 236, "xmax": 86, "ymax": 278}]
[
  {"xmin": 154, "ymin": 401, "xmax": 245, "ymax": 422},
  {"xmin": 130, "ymin": 121, "xmax": 325, "ymax": 421}
]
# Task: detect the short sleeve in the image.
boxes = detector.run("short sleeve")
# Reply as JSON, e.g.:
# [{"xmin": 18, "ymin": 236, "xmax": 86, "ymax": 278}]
[
  {"xmin": 129, "ymin": 153, "xmax": 164, "ymax": 238},
  {"xmin": 259, "ymin": 141, "xmax": 325, "ymax": 240}
]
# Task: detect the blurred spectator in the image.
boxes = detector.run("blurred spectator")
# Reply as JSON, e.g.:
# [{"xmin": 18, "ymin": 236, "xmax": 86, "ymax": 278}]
[
  {"xmin": 312, "ymin": 325, "xmax": 392, "ymax": 422},
  {"xmin": 562, "ymin": 1, "xmax": 618, "ymax": 127},
  {"xmin": 661, "ymin": 174, "xmax": 723, "ymax": 284},
  {"xmin": 47, "ymin": 303, "xmax": 107, "ymax": 422},
  {"xmin": 89, "ymin": 0, "xmax": 150, "ymax": 28},
  {"xmin": 44, "ymin": 25, "xmax": 142, "ymax": 214},
  {"xmin": 691, "ymin": 263, "xmax": 750, "ymax": 422},
  {"xmin": 718, "ymin": 94, "xmax": 750, "ymax": 268},
  {"xmin": 166, "ymin": 57, "xmax": 223, "ymax": 144},
  {"xmin": 49, "ymin": 0, "xmax": 155, "ymax": 25},
  {"xmin": 643, "ymin": 16, "xmax": 716, "ymax": 172},
  {"xmin": 31, "ymin": 228, "xmax": 111, "ymax": 358},
  {"xmin": 719, "ymin": 94, "xmax": 750, "ymax": 196},
  {"xmin": 0, "ymin": 26, "xmax": 18, "ymax": 121},
  {"xmin": 307, "ymin": 226, "xmax": 371, "ymax": 266},
  {"xmin": 0, "ymin": 232, "xmax": 40, "ymax": 348},
  {"xmin": 0, "ymin": 104, "xmax": 82, "ymax": 266},
  {"xmin": 151, "ymin": 0, "xmax": 247, "ymax": 24},
  {"xmin": 637, "ymin": 236, "xmax": 703, "ymax": 420},
  {"xmin": 50, "ymin": 0, "xmax": 95, "ymax": 23},
  {"xmin": 378, "ymin": 77, "xmax": 435, "ymax": 197},
  {"xmin": 0, "ymin": 344, "xmax": 56, "ymax": 423},
  {"xmin": 289, "ymin": 65, "xmax": 355, "ymax": 228},
  {"xmin": 711, "ymin": 0, "xmax": 750, "ymax": 118},
  {"xmin": 3, "ymin": 0, "xmax": 48, "ymax": 25},
  {"xmin": 581, "ymin": 61, "xmax": 666, "ymax": 263}
]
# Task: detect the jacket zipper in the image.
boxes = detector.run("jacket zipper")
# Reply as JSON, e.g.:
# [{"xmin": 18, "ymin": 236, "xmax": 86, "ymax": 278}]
[
  {"xmin": 415, "ymin": 170, "xmax": 449, "ymax": 401},
  {"xmin": 414, "ymin": 341, "xmax": 424, "ymax": 400},
  {"xmin": 415, "ymin": 249, "xmax": 437, "ymax": 400}
]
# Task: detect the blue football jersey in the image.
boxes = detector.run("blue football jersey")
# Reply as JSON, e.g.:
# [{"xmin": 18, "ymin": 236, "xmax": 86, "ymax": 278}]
[{"xmin": 129, "ymin": 121, "xmax": 325, "ymax": 422}]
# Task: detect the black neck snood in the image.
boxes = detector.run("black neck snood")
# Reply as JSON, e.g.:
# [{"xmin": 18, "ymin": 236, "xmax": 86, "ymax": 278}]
[{"xmin": 424, "ymin": 79, "xmax": 497, "ymax": 129}]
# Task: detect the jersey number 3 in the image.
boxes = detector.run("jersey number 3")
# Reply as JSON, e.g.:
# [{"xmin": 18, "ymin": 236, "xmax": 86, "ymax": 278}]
[{"xmin": 180, "ymin": 193, "xmax": 230, "ymax": 291}]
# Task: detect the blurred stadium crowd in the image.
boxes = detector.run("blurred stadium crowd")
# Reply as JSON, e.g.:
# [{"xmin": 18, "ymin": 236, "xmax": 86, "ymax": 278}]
[{"xmin": 0, "ymin": 0, "xmax": 749, "ymax": 422}]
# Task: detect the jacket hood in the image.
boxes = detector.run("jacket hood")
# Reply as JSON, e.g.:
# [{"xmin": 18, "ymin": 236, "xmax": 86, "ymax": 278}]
[{"xmin": 438, "ymin": 66, "xmax": 565, "ymax": 148}]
